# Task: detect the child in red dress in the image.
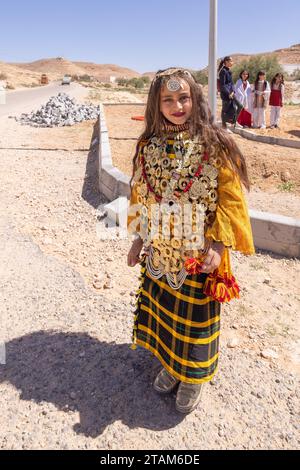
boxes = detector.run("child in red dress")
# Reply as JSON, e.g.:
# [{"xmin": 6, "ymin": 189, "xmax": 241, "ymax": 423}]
[{"xmin": 269, "ymin": 73, "xmax": 285, "ymax": 129}]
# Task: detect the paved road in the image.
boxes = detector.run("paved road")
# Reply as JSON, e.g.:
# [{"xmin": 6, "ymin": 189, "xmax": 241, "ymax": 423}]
[{"xmin": 0, "ymin": 81, "xmax": 89, "ymax": 117}]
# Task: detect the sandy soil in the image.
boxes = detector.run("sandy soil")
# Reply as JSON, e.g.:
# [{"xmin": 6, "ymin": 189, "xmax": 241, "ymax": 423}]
[{"xmin": 0, "ymin": 91, "xmax": 299, "ymax": 450}]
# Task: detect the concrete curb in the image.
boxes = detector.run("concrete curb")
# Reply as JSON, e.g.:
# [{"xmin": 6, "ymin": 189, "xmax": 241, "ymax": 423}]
[
  {"xmin": 98, "ymin": 103, "xmax": 300, "ymax": 258},
  {"xmin": 231, "ymin": 126, "xmax": 300, "ymax": 149}
]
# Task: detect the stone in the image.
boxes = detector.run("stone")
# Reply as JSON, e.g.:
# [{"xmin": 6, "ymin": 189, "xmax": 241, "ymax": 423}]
[
  {"xmin": 261, "ymin": 349, "xmax": 278, "ymax": 360},
  {"xmin": 43, "ymin": 237, "xmax": 53, "ymax": 245},
  {"xmin": 227, "ymin": 338, "xmax": 239, "ymax": 348},
  {"xmin": 15, "ymin": 92, "xmax": 100, "ymax": 127},
  {"xmin": 93, "ymin": 280, "xmax": 103, "ymax": 290},
  {"xmin": 103, "ymin": 280, "xmax": 113, "ymax": 289},
  {"xmin": 280, "ymin": 170, "xmax": 291, "ymax": 182}
]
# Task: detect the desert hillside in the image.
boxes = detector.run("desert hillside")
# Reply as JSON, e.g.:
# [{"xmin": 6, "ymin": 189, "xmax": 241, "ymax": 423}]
[
  {"xmin": 229, "ymin": 43, "xmax": 300, "ymax": 65},
  {"xmin": 1, "ymin": 43, "xmax": 299, "ymax": 90}
]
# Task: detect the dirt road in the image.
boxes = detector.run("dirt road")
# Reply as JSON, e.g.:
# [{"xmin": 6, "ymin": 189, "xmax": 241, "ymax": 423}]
[{"xmin": 0, "ymin": 81, "xmax": 89, "ymax": 117}]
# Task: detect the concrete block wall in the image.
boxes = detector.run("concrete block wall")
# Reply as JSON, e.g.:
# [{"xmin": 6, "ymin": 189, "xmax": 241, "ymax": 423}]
[{"xmin": 232, "ymin": 127, "xmax": 300, "ymax": 149}]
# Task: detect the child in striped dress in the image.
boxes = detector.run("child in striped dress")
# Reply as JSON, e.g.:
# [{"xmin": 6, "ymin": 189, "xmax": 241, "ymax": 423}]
[
  {"xmin": 127, "ymin": 68, "xmax": 254, "ymax": 414},
  {"xmin": 253, "ymin": 71, "xmax": 270, "ymax": 129}
]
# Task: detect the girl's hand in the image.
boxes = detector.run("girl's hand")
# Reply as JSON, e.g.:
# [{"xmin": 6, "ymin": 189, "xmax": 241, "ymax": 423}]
[
  {"xmin": 201, "ymin": 242, "xmax": 225, "ymax": 273},
  {"xmin": 127, "ymin": 237, "xmax": 144, "ymax": 267}
]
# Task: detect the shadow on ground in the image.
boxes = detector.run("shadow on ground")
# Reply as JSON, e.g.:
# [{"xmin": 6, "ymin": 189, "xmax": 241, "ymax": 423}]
[
  {"xmin": 81, "ymin": 117, "xmax": 107, "ymax": 209},
  {"xmin": 0, "ymin": 331, "xmax": 184, "ymax": 438},
  {"xmin": 288, "ymin": 130, "xmax": 300, "ymax": 139}
]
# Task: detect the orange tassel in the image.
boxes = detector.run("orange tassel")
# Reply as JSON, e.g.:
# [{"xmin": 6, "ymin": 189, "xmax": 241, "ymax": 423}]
[
  {"xmin": 184, "ymin": 258, "xmax": 204, "ymax": 275},
  {"xmin": 204, "ymin": 271, "xmax": 240, "ymax": 303}
]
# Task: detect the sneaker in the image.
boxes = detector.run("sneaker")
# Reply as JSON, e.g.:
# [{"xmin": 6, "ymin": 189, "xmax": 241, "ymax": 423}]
[
  {"xmin": 234, "ymin": 122, "xmax": 243, "ymax": 129},
  {"xmin": 153, "ymin": 368, "xmax": 180, "ymax": 394},
  {"xmin": 175, "ymin": 382, "xmax": 204, "ymax": 414}
]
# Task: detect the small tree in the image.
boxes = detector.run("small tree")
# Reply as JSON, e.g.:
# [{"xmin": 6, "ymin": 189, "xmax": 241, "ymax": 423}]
[
  {"xmin": 79, "ymin": 74, "xmax": 92, "ymax": 82},
  {"xmin": 193, "ymin": 69, "xmax": 208, "ymax": 85},
  {"xmin": 231, "ymin": 55, "xmax": 284, "ymax": 83},
  {"xmin": 141, "ymin": 76, "xmax": 150, "ymax": 86},
  {"xmin": 117, "ymin": 78, "xmax": 127, "ymax": 86}
]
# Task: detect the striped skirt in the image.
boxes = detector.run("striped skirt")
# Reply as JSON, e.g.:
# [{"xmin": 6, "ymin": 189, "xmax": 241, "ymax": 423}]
[{"xmin": 131, "ymin": 256, "xmax": 221, "ymax": 384}]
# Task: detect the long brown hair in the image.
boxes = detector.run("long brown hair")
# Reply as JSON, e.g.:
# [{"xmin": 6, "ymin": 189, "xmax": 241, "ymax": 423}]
[
  {"xmin": 130, "ymin": 68, "xmax": 250, "ymax": 191},
  {"xmin": 271, "ymin": 73, "xmax": 284, "ymax": 88}
]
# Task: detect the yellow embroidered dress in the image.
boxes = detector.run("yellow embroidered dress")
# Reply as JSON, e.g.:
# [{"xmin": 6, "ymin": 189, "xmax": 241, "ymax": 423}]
[{"xmin": 127, "ymin": 122, "xmax": 255, "ymax": 383}]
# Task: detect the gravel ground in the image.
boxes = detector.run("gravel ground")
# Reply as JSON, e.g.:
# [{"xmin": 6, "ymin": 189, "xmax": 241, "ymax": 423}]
[{"xmin": 0, "ymin": 104, "xmax": 299, "ymax": 450}]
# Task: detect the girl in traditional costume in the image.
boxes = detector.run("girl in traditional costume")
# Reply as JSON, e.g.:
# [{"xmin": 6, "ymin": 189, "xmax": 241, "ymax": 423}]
[
  {"xmin": 127, "ymin": 68, "xmax": 255, "ymax": 414},
  {"xmin": 269, "ymin": 73, "xmax": 285, "ymax": 129},
  {"xmin": 235, "ymin": 70, "xmax": 253, "ymax": 128},
  {"xmin": 253, "ymin": 71, "xmax": 270, "ymax": 129},
  {"xmin": 218, "ymin": 56, "xmax": 243, "ymax": 131}
]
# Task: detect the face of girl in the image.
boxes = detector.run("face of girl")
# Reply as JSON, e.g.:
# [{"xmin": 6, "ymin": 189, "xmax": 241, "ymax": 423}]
[
  {"xmin": 241, "ymin": 72, "xmax": 248, "ymax": 81},
  {"xmin": 225, "ymin": 58, "xmax": 233, "ymax": 68},
  {"xmin": 259, "ymin": 74, "xmax": 265, "ymax": 81},
  {"xmin": 160, "ymin": 79, "xmax": 192, "ymax": 125}
]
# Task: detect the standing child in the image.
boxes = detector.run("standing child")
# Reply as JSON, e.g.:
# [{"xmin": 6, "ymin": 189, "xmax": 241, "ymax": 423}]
[
  {"xmin": 235, "ymin": 70, "xmax": 253, "ymax": 128},
  {"xmin": 253, "ymin": 71, "xmax": 270, "ymax": 129},
  {"xmin": 218, "ymin": 56, "xmax": 243, "ymax": 131},
  {"xmin": 127, "ymin": 68, "xmax": 255, "ymax": 414},
  {"xmin": 269, "ymin": 73, "xmax": 285, "ymax": 128}
]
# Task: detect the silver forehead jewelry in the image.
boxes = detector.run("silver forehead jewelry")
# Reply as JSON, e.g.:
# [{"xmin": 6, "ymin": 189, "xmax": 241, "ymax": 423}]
[{"xmin": 166, "ymin": 77, "xmax": 182, "ymax": 92}]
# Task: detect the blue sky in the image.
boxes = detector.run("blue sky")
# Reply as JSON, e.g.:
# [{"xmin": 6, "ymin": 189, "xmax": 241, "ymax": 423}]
[{"xmin": 0, "ymin": 0, "xmax": 299, "ymax": 73}]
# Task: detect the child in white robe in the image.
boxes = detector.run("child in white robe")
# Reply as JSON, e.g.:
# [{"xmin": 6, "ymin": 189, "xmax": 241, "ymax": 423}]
[{"xmin": 235, "ymin": 70, "xmax": 253, "ymax": 127}]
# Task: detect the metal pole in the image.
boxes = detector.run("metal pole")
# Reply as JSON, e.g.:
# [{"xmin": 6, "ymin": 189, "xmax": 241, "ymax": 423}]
[{"xmin": 208, "ymin": 0, "xmax": 218, "ymax": 122}]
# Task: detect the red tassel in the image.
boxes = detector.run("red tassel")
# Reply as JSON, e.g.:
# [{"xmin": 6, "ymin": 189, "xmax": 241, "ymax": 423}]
[
  {"xmin": 184, "ymin": 258, "xmax": 203, "ymax": 275},
  {"xmin": 204, "ymin": 271, "xmax": 240, "ymax": 303}
]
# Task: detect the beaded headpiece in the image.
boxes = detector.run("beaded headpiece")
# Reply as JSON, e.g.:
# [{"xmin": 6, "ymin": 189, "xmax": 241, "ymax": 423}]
[{"xmin": 153, "ymin": 68, "xmax": 194, "ymax": 92}]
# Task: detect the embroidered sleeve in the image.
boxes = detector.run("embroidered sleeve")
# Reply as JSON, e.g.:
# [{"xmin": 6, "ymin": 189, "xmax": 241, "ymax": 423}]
[
  {"xmin": 205, "ymin": 163, "xmax": 255, "ymax": 255},
  {"xmin": 127, "ymin": 182, "xmax": 141, "ymax": 236},
  {"xmin": 127, "ymin": 143, "xmax": 144, "ymax": 236}
]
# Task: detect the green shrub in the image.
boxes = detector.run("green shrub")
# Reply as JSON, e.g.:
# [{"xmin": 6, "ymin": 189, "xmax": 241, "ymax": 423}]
[
  {"xmin": 116, "ymin": 77, "xmax": 148, "ymax": 89},
  {"xmin": 79, "ymin": 74, "xmax": 92, "ymax": 82},
  {"xmin": 192, "ymin": 70, "xmax": 208, "ymax": 85},
  {"xmin": 231, "ymin": 55, "xmax": 284, "ymax": 83},
  {"xmin": 277, "ymin": 181, "xmax": 295, "ymax": 192}
]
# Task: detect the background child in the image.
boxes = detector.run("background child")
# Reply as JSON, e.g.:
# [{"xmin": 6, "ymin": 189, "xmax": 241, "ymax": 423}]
[
  {"xmin": 127, "ymin": 68, "xmax": 255, "ymax": 414},
  {"xmin": 269, "ymin": 73, "xmax": 285, "ymax": 128},
  {"xmin": 218, "ymin": 56, "xmax": 243, "ymax": 131},
  {"xmin": 253, "ymin": 71, "xmax": 270, "ymax": 129},
  {"xmin": 235, "ymin": 70, "xmax": 253, "ymax": 128}
]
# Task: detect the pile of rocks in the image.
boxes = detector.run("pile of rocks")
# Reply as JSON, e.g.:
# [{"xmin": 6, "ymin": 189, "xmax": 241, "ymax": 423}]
[{"xmin": 16, "ymin": 93, "xmax": 100, "ymax": 127}]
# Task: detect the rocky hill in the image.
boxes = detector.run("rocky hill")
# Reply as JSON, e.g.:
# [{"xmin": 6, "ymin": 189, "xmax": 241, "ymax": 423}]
[{"xmin": 1, "ymin": 44, "xmax": 299, "ymax": 90}]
